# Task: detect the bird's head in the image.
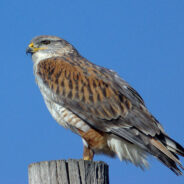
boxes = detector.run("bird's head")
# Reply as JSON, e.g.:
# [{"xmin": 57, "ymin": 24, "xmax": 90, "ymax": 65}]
[{"xmin": 26, "ymin": 35, "xmax": 78, "ymax": 62}]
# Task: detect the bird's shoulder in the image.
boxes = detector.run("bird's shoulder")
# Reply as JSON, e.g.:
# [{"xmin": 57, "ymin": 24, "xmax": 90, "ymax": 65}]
[{"xmin": 36, "ymin": 54, "xmax": 145, "ymax": 107}]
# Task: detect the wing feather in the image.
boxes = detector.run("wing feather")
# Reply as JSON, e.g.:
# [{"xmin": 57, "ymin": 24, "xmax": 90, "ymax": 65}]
[
  {"xmin": 36, "ymin": 56, "xmax": 160, "ymax": 137},
  {"xmin": 35, "ymin": 55, "xmax": 184, "ymax": 174}
]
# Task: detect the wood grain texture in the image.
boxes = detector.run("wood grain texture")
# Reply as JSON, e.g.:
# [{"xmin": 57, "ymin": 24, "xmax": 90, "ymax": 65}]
[{"xmin": 28, "ymin": 159, "xmax": 109, "ymax": 184}]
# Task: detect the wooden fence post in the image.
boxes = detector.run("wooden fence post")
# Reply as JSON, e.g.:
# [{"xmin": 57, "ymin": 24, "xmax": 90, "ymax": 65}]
[{"xmin": 28, "ymin": 159, "xmax": 109, "ymax": 184}]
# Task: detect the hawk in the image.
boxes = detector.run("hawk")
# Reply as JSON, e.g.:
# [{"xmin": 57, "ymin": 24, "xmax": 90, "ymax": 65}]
[{"xmin": 26, "ymin": 35, "xmax": 184, "ymax": 175}]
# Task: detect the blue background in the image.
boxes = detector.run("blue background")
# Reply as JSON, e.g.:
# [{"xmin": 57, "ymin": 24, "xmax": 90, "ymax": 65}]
[{"xmin": 1, "ymin": 0, "xmax": 184, "ymax": 183}]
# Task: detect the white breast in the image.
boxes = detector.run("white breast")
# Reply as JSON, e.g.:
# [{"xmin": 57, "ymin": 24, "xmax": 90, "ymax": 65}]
[{"xmin": 44, "ymin": 97, "xmax": 90, "ymax": 132}]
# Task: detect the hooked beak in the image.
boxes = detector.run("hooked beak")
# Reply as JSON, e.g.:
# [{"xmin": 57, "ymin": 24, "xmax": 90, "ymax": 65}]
[
  {"xmin": 26, "ymin": 42, "xmax": 46, "ymax": 55},
  {"xmin": 26, "ymin": 42, "xmax": 35, "ymax": 55},
  {"xmin": 26, "ymin": 47, "xmax": 33, "ymax": 55}
]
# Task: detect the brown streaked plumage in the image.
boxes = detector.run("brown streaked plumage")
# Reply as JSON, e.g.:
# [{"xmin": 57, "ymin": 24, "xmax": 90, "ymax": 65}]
[{"xmin": 26, "ymin": 35, "xmax": 184, "ymax": 175}]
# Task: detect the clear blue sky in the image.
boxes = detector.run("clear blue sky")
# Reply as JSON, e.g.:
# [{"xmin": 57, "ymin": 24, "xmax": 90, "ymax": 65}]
[{"xmin": 1, "ymin": 0, "xmax": 184, "ymax": 183}]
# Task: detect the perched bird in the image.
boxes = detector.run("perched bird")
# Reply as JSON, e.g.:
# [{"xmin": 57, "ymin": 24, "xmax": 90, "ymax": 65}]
[{"xmin": 26, "ymin": 35, "xmax": 184, "ymax": 175}]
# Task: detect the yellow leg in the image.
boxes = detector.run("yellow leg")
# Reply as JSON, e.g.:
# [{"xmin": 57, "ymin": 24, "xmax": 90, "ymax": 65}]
[{"xmin": 83, "ymin": 146, "xmax": 94, "ymax": 161}]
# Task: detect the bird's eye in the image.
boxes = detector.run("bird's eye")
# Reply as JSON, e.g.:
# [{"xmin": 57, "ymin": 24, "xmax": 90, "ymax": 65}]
[{"xmin": 40, "ymin": 40, "xmax": 51, "ymax": 45}]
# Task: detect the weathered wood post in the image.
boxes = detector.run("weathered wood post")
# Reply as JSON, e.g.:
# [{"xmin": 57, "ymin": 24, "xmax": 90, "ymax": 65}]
[{"xmin": 28, "ymin": 159, "xmax": 109, "ymax": 184}]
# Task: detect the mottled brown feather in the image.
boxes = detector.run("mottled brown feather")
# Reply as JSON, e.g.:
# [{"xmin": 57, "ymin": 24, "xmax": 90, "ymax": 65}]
[{"xmin": 37, "ymin": 56, "xmax": 160, "ymax": 136}]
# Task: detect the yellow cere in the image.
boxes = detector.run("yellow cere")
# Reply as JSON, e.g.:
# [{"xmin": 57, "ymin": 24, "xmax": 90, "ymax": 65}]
[{"xmin": 29, "ymin": 42, "xmax": 34, "ymax": 48}]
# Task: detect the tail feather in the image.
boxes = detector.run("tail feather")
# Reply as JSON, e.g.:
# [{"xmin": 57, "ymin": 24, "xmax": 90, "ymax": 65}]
[
  {"xmin": 157, "ymin": 153, "xmax": 183, "ymax": 176},
  {"xmin": 150, "ymin": 133, "xmax": 184, "ymax": 175},
  {"xmin": 150, "ymin": 139, "xmax": 183, "ymax": 167},
  {"xmin": 156, "ymin": 133, "xmax": 184, "ymax": 157},
  {"xmin": 164, "ymin": 135, "xmax": 184, "ymax": 157}
]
